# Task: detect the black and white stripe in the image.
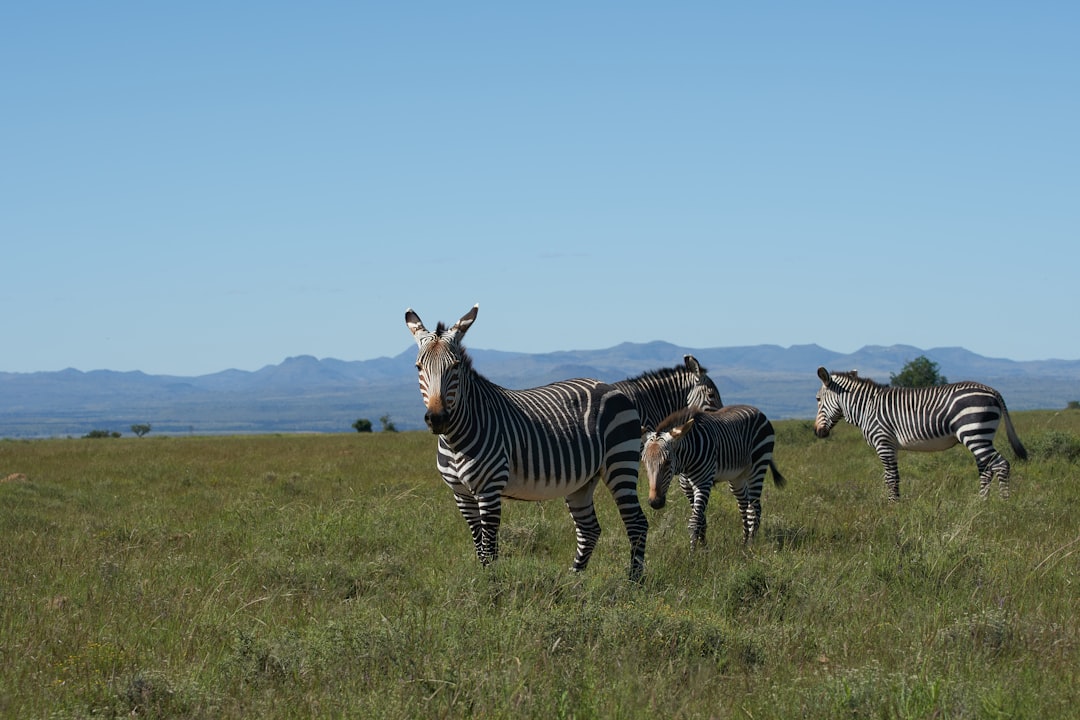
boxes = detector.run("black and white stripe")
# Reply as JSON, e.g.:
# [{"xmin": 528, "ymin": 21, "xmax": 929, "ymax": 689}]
[
  {"xmin": 642, "ymin": 406, "xmax": 785, "ymax": 546},
  {"xmin": 613, "ymin": 354, "xmax": 723, "ymax": 432},
  {"xmin": 814, "ymin": 367, "xmax": 1028, "ymax": 500},
  {"xmin": 405, "ymin": 304, "xmax": 648, "ymax": 580}
]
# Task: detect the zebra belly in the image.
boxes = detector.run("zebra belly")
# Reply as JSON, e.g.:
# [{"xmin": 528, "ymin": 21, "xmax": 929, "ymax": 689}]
[
  {"xmin": 439, "ymin": 442, "xmax": 597, "ymax": 501},
  {"xmin": 502, "ymin": 473, "xmax": 591, "ymax": 501},
  {"xmin": 713, "ymin": 467, "xmax": 753, "ymax": 489},
  {"xmin": 899, "ymin": 435, "xmax": 959, "ymax": 452}
]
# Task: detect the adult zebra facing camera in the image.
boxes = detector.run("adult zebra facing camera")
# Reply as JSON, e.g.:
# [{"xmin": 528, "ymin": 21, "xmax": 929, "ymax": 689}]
[{"xmin": 405, "ymin": 304, "xmax": 649, "ymax": 581}]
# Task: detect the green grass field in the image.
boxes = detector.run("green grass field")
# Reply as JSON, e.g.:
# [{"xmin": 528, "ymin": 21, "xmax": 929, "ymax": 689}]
[{"xmin": 2, "ymin": 411, "xmax": 1078, "ymax": 719}]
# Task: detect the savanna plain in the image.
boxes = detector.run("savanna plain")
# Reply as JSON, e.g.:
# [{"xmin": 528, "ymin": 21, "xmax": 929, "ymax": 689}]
[{"xmin": 2, "ymin": 411, "xmax": 1078, "ymax": 719}]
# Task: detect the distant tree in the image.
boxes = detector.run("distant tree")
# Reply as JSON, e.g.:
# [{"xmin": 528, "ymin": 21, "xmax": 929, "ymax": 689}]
[
  {"xmin": 131, "ymin": 423, "xmax": 152, "ymax": 438},
  {"xmin": 352, "ymin": 418, "xmax": 373, "ymax": 433},
  {"xmin": 1067, "ymin": 401, "xmax": 1080, "ymax": 411},
  {"xmin": 84, "ymin": 429, "xmax": 121, "ymax": 439},
  {"xmin": 890, "ymin": 356, "xmax": 948, "ymax": 388},
  {"xmin": 379, "ymin": 414, "xmax": 398, "ymax": 432}
]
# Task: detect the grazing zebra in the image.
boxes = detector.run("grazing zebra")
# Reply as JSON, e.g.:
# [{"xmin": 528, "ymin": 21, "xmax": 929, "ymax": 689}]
[
  {"xmin": 814, "ymin": 366, "xmax": 1028, "ymax": 500},
  {"xmin": 642, "ymin": 406, "xmax": 786, "ymax": 547},
  {"xmin": 405, "ymin": 304, "xmax": 649, "ymax": 581},
  {"xmin": 612, "ymin": 354, "xmax": 723, "ymax": 432}
]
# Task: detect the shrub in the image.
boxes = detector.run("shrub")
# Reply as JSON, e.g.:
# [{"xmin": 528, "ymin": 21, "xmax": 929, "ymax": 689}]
[
  {"xmin": 83, "ymin": 429, "xmax": 121, "ymax": 439},
  {"xmin": 1027, "ymin": 430, "xmax": 1080, "ymax": 462}
]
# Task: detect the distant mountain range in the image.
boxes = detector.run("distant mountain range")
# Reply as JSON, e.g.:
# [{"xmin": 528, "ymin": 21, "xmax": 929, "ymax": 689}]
[{"xmin": 2, "ymin": 342, "xmax": 1078, "ymax": 437}]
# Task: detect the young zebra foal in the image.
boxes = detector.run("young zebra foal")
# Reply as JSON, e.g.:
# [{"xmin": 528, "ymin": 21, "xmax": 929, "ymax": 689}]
[
  {"xmin": 814, "ymin": 366, "xmax": 1028, "ymax": 500},
  {"xmin": 642, "ymin": 406, "xmax": 786, "ymax": 547},
  {"xmin": 405, "ymin": 304, "xmax": 649, "ymax": 581}
]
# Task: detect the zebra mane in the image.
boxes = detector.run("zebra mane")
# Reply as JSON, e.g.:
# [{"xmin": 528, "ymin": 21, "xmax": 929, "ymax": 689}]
[
  {"xmin": 623, "ymin": 364, "xmax": 701, "ymax": 385},
  {"xmin": 834, "ymin": 370, "xmax": 886, "ymax": 390},
  {"xmin": 655, "ymin": 406, "xmax": 704, "ymax": 433}
]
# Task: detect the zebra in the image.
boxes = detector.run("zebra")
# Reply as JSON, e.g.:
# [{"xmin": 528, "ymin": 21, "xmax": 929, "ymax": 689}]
[
  {"xmin": 642, "ymin": 406, "xmax": 786, "ymax": 547},
  {"xmin": 405, "ymin": 304, "xmax": 649, "ymax": 581},
  {"xmin": 612, "ymin": 354, "xmax": 724, "ymax": 432},
  {"xmin": 813, "ymin": 366, "xmax": 1028, "ymax": 500}
]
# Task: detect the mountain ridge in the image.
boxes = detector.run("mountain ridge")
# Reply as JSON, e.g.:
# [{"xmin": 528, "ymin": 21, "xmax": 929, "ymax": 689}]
[{"xmin": 2, "ymin": 343, "xmax": 1078, "ymax": 437}]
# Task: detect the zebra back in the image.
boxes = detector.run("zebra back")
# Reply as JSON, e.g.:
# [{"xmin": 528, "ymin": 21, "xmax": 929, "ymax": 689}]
[
  {"xmin": 656, "ymin": 406, "xmax": 780, "ymax": 482},
  {"xmin": 460, "ymin": 372, "xmax": 642, "ymax": 486}
]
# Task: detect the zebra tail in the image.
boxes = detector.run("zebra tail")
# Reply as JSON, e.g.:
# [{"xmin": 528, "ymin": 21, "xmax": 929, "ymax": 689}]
[
  {"xmin": 769, "ymin": 460, "xmax": 787, "ymax": 488},
  {"xmin": 1001, "ymin": 403, "xmax": 1029, "ymax": 461}
]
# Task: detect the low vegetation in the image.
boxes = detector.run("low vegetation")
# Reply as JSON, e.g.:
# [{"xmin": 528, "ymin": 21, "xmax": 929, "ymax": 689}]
[{"xmin": 1, "ymin": 411, "xmax": 1078, "ymax": 718}]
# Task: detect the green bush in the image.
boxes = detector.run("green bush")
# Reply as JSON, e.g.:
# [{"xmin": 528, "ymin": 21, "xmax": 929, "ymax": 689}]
[
  {"xmin": 1027, "ymin": 429, "xmax": 1080, "ymax": 462},
  {"xmin": 83, "ymin": 429, "xmax": 121, "ymax": 439}
]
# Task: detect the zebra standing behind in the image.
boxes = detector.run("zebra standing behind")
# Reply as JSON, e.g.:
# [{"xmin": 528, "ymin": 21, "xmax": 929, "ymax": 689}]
[
  {"xmin": 405, "ymin": 304, "xmax": 649, "ymax": 581},
  {"xmin": 814, "ymin": 366, "xmax": 1028, "ymax": 500},
  {"xmin": 612, "ymin": 354, "xmax": 723, "ymax": 432},
  {"xmin": 642, "ymin": 406, "xmax": 786, "ymax": 547}
]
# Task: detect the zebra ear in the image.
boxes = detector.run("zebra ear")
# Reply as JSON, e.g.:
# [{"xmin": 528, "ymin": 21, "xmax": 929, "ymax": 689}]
[
  {"xmin": 684, "ymin": 354, "xmax": 705, "ymax": 374},
  {"xmin": 671, "ymin": 417, "xmax": 695, "ymax": 439},
  {"xmin": 405, "ymin": 309, "xmax": 429, "ymax": 341},
  {"xmin": 817, "ymin": 367, "xmax": 830, "ymax": 384},
  {"xmin": 446, "ymin": 304, "xmax": 479, "ymax": 343}
]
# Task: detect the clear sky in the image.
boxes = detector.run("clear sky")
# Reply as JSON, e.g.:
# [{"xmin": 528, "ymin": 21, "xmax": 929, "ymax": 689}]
[{"xmin": 3, "ymin": 3, "xmax": 1077, "ymax": 376}]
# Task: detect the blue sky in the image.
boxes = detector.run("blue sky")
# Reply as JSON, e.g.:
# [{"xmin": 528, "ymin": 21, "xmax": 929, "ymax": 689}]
[{"xmin": 3, "ymin": 3, "xmax": 1077, "ymax": 376}]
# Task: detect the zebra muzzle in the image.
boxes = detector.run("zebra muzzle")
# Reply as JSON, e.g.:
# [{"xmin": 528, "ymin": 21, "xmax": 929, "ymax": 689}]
[{"xmin": 425, "ymin": 410, "xmax": 451, "ymax": 434}]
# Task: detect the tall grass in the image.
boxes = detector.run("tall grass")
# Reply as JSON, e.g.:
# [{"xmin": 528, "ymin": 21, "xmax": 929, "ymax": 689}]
[{"xmin": 1, "ymin": 411, "xmax": 1078, "ymax": 718}]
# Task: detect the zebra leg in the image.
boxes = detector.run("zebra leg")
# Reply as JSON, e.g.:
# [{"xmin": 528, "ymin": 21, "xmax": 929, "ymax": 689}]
[
  {"xmin": 476, "ymin": 489, "xmax": 504, "ymax": 565},
  {"xmin": 977, "ymin": 451, "xmax": 1011, "ymax": 499},
  {"xmin": 970, "ymin": 440, "xmax": 1011, "ymax": 500},
  {"xmin": 743, "ymin": 464, "xmax": 769, "ymax": 543},
  {"xmin": 688, "ymin": 484, "xmax": 712, "ymax": 549},
  {"xmin": 730, "ymin": 482, "xmax": 759, "ymax": 544},
  {"xmin": 564, "ymin": 481, "xmax": 602, "ymax": 574},
  {"xmin": 996, "ymin": 454, "xmax": 1012, "ymax": 499},
  {"xmin": 604, "ymin": 471, "xmax": 649, "ymax": 582},
  {"xmin": 735, "ymin": 500, "xmax": 750, "ymax": 544},
  {"xmin": 746, "ymin": 498, "xmax": 763, "ymax": 543},
  {"xmin": 876, "ymin": 445, "xmax": 901, "ymax": 501},
  {"xmin": 732, "ymin": 489, "xmax": 764, "ymax": 543},
  {"xmin": 449, "ymin": 490, "xmax": 486, "ymax": 562},
  {"xmin": 678, "ymin": 476, "xmax": 696, "ymax": 505}
]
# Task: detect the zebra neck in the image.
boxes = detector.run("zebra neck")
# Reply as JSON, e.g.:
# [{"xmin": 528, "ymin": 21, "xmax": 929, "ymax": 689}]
[{"xmin": 841, "ymin": 388, "xmax": 878, "ymax": 427}]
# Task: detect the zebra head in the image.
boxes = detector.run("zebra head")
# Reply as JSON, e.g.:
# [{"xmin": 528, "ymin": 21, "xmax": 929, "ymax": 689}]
[
  {"xmin": 683, "ymin": 355, "xmax": 723, "ymax": 412},
  {"xmin": 642, "ymin": 412, "xmax": 695, "ymax": 509},
  {"xmin": 405, "ymin": 304, "xmax": 478, "ymax": 435},
  {"xmin": 814, "ymin": 366, "xmax": 848, "ymax": 438}
]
